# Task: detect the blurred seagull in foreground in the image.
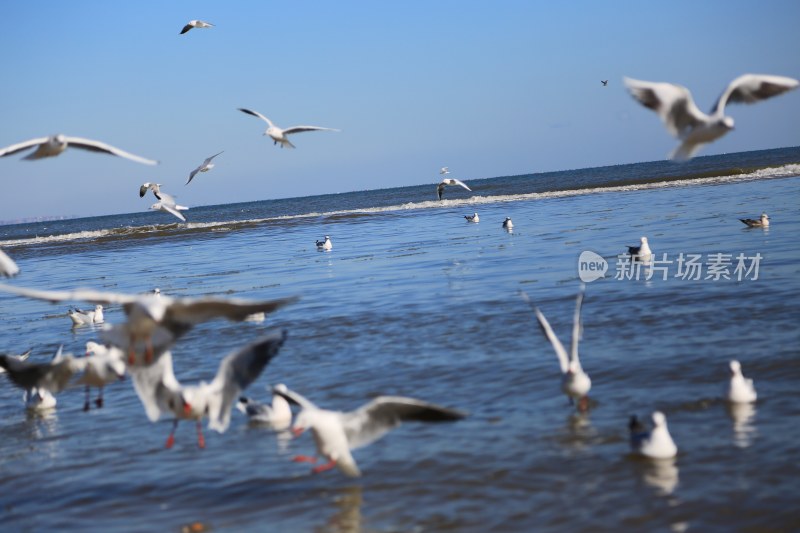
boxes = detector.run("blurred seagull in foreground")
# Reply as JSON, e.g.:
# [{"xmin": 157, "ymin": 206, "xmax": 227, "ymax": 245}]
[
  {"xmin": 629, "ymin": 411, "xmax": 678, "ymax": 459},
  {"xmin": 522, "ymin": 287, "xmax": 592, "ymax": 411},
  {"xmin": 1, "ymin": 248, "xmax": 20, "ymax": 278},
  {"xmin": 316, "ymin": 236, "xmax": 332, "ymax": 251},
  {"xmin": 0, "ymin": 282, "xmax": 298, "ymax": 366},
  {"xmin": 725, "ymin": 360, "xmax": 757, "ymax": 404},
  {"xmin": 180, "ymin": 20, "xmax": 214, "ymax": 34},
  {"xmin": 437, "ymin": 178, "xmax": 472, "ymax": 200},
  {"xmin": 129, "ymin": 330, "xmax": 287, "ymax": 449},
  {"xmin": 238, "ymin": 108, "xmax": 339, "ymax": 149},
  {"xmin": 139, "ymin": 182, "xmax": 163, "ymax": 199},
  {"xmin": 186, "ymin": 151, "xmax": 224, "ymax": 185},
  {"xmin": 624, "ymin": 74, "xmax": 799, "ymax": 160},
  {"xmin": 273, "ymin": 384, "xmax": 467, "ymax": 477},
  {"xmin": 0, "ymin": 134, "xmax": 158, "ymax": 165},
  {"xmin": 237, "ymin": 391, "xmax": 293, "ymax": 430},
  {"xmin": 627, "ymin": 236, "xmax": 653, "ymax": 263},
  {"xmin": 739, "ymin": 213, "xmax": 769, "ymax": 228},
  {"xmin": 0, "ymin": 348, "xmax": 32, "ymax": 374},
  {"xmin": 68, "ymin": 304, "xmax": 104, "ymax": 326}
]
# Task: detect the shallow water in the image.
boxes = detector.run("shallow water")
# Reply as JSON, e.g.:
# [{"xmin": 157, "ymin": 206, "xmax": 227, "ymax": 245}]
[{"xmin": 1, "ymin": 167, "xmax": 799, "ymax": 531}]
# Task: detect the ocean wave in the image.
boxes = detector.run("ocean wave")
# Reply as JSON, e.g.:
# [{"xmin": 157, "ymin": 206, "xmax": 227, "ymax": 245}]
[{"xmin": 2, "ymin": 163, "xmax": 798, "ymax": 249}]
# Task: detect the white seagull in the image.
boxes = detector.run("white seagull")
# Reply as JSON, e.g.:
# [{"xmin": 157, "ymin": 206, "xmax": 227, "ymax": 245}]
[
  {"xmin": 180, "ymin": 20, "xmax": 214, "ymax": 35},
  {"xmin": 629, "ymin": 411, "xmax": 678, "ymax": 459},
  {"xmin": 437, "ymin": 178, "xmax": 472, "ymax": 201},
  {"xmin": 68, "ymin": 304, "xmax": 104, "ymax": 326},
  {"xmin": 274, "ymin": 384, "xmax": 467, "ymax": 477},
  {"xmin": 24, "ymin": 386, "xmax": 57, "ymax": 412},
  {"xmin": 464, "ymin": 213, "xmax": 479, "ymax": 223},
  {"xmin": 186, "ymin": 151, "xmax": 224, "ymax": 185},
  {"xmin": 139, "ymin": 182, "xmax": 163, "ymax": 199},
  {"xmin": 0, "ymin": 346, "xmax": 95, "ymax": 399},
  {"xmin": 0, "ymin": 134, "xmax": 158, "ymax": 165},
  {"xmin": 150, "ymin": 194, "xmax": 189, "ymax": 222},
  {"xmin": 740, "ymin": 213, "xmax": 769, "ymax": 228},
  {"xmin": 626, "ymin": 236, "xmax": 653, "ymax": 263},
  {"xmin": 624, "ymin": 74, "xmax": 799, "ymax": 160},
  {"xmin": 238, "ymin": 108, "xmax": 339, "ymax": 149},
  {"xmin": 502, "ymin": 217, "xmax": 514, "ymax": 231},
  {"xmin": 439, "ymin": 167, "xmax": 450, "ymax": 175},
  {"xmin": 1, "ymin": 248, "xmax": 20, "ymax": 278},
  {"xmin": 0, "ymin": 282, "xmax": 298, "ymax": 365},
  {"xmin": 237, "ymin": 392, "xmax": 293, "ymax": 430},
  {"xmin": 79, "ymin": 341, "xmax": 126, "ymax": 411},
  {"xmin": 725, "ymin": 360, "xmax": 757, "ymax": 404},
  {"xmin": 129, "ymin": 330, "xmax": 287, "ymax": 448},
  {"xmin": 523, "ymin": 287, "xmax": 592, "ymax": 411},
  {"xmin": 316, "ymin": 235, "xmax": 332, "ymax": 251}
]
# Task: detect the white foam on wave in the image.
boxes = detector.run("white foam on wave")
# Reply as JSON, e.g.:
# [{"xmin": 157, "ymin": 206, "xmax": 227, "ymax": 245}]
[{"xmin": 2, "ymin": 163, "xmax": 798, "ymax": 248}]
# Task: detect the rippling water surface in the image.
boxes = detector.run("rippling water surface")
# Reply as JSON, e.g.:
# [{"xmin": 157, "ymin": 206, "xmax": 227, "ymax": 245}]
[{"xmin": 1, "ymin": 154, "xmax": 799, "ymax": 531}]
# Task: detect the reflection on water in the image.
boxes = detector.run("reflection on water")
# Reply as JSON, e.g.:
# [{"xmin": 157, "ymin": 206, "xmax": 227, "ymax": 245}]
[
  {"xmin": 317, "ymin": 485, "xmax": 363, "ymax": 533},
  {"xmin": 726, "ymin": 402, "xmax": 757, "ymax": 448},
  {"xmin": 640, "ymin": 457, "xmax": 679, "ymax": 496},
  {"xmin": 25, "ymin": 409, "xmax": 62, "ymax": 460}
]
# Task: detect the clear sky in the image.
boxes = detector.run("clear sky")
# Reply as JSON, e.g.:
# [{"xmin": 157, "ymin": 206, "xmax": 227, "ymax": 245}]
[{"xmin": 1, "ymin": 1, "xmax": 799, "ymax": 221}]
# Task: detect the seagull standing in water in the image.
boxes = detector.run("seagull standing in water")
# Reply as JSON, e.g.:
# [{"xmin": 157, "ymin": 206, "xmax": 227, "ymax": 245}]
[
  {"xmin": 502, "ymin": 217, "xmax": 514, "ymax": 231},
  {"xmin": 0, "ymin": 249, "xmax": 20, "ymax": 278},
  {"xmin": 629, "ymin": 411, "xmax": 678, "ymax": 459},
  {"xmin": 68, "ymin": 304, "xmax": 104, "ymax": 326},
  {"xmin": 0, "ymin": 134, "xmax": 158, "ymax": 165},
  {"xmin": 80, "ymin": 341, "xmax": 126, "ymax": 411},
  {"xmin": 274, "ymin": 384, "xmax": 467, "ymax": 477},
  {"xmin": 437, "ymin": 178, "xmax": 472, "ymax": 200},
  {"xmin": 238, "ymin": 108, "xmax": 339, "ymax": 148},
  {"xmin": 725, "ymin": 360, "xmax": 757, "ymax": 404},
  {"xmin": 627, "ymin": 236, "xmax": 653, "ymax": 263},
  {"xmin": 624, "ymin": 74, "xmax": 799, "ymax": 160},
  {"xmin": 186, "ymin": 151, "xmax": 224, "ymax": 185},
  {"xmin": 180, "ymin": 20, "xmax": 214, "ymax": 34},
  {"xmin": 523, "ymin": 287, "xmax": 592, "ymax": 411},
  {"xmin": 739, "ymin": 213, "xmax": 769, "ymax": 228},
  {"xmin": 316, "ymin": 236, "xmax": 332, "ymax": 251},
  {"xmin": 237, "ymin": 392, "xmax": 293, "ymax": 430},
  {"xmin": 464, "ymin": 213, "xmax": 479, "ymax": 223},
  {"xmin": 129, "ymin": 330, "xmax": 287, "ymax": 449}
]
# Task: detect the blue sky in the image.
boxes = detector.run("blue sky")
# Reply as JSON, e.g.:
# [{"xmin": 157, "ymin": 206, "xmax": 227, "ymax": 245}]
[{"xmin": 1, "ymin": 1, "xmax": 799, "ymax": 221}]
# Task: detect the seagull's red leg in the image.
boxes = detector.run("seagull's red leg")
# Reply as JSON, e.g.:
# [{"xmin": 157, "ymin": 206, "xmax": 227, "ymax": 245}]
[
  {"xmin": 145, "ymin": 338, "xmax": 154, "ymax": 364},
  {"xmin": 292, "ymin": 455, "xmax": 318, "ymax": 463},
  {"xmin": 578, "ymin": 396, "xmax": 590, "ymax": 412},
  {"xmin": 165, "ymin": 420, "xmax": 179, "ymax": 449},
  {"xmin": 312, "ymin": 460, "xmax": 337, "ymax": 474},
  {"xmin": 196, "ymin": 421, "xmax": 205, "ymax": 449},
  {"xmin": 95, "ymin": 387, "xmax": 104, "ymax": 408},
  {"xmin": 128, "ymin": 334, "xmax": 137, "ymax": 366},
  {"xmin": 83, "ymin": 386, "xmax": 90, "ymax": 411}
]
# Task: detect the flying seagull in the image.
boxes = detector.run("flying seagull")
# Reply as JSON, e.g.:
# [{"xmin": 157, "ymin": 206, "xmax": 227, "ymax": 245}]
[
  {"xmin": 437, "ymin": 178, "xmax": 472, "ymax": 200},
  {"xmin": 629, "ymin": 411, "xmax": 678, "ymax": 459},
  {"xmin": 522, "ymin": 287, "xmax": 592, "ymax": 411},
  {"xmin": 624, "ymin": 74, "xmax": 799, "ymax": 160},
  {"xmin": 440, "ymin": 167, "xmax": 450, "ymax": 175},
  {"xmin": 274, "ymin": 384, "xmax": 467, "ymax": 477},
  {"xmin": 0, "ymin": 248, "xmax": 20, "ymax": 278},
  {"xmin": 150, "ymin": 192, "xmax": 189, "ymax": 222},
  {"xmin": 0, "ymin": 134, "xmax": 158, "ymax": 165},
  {"xmin": 180, "ymin": 20, "xmax": 214, "ymax": 35},
  {"xmin": 186, "ymin": 151, "xmax": 224, "ymax": 185},
  {"xmin": 139, "ymin": 182, "xmax": 163, "ymax": 199},
  {"xmin": 0, "ymin": 282, "xmax": 298, "ymax": 365},
  {"xmin": 129, "ymin": 330, "xmax": 287, "ymax": 448},
  {"xmin": 601, "ymin": 80, "xmax": 608, "ymax": 86},
  {"xmin": 238, "ymin": 108, "xmax": 339, "ymax": 148},
  {"xmin": 739, "ymin": 213, "xmax": 769, "ymax": 228}
]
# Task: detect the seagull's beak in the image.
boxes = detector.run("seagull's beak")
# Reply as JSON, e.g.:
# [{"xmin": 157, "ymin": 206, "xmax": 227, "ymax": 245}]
[{"xmin": 183, "ymin": 402, "xmax": 192, "ymax": 416}]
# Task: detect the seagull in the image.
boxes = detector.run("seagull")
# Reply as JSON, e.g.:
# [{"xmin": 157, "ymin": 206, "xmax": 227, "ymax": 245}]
[
  {"xmin": 180, "ymin": 20, "xmax": 214, "ymax": 35},
  {"xmin": 725, "ymin": 360, "xmax": 757, "ymax": 404},
  {"xmin": 80, "ymin": 341, "xmax": 126, "ymax": 411},
  {"xmin": 0, "ymin": 348, "xmax": 32, "ymax": 374},
  {"xmin": 629, "ymin": 411, "xmax": 678, "ymax": 459},
  {"xmin": 237, "ymin": 392, "xmax": 293, "ymax": 430},
  {"xmin": 439, "ymin": 167, "xmax": 450, "ymax": 175},
  {"xmin": 523, "ymin": 287, "xmax": 592, "ymax": 411},
  {"xmin": 1, "ymin": 248, "xmax": 20, "ymax": 278},
  {"xmin": 739, "ymin": 213, "xmax": 769, "ymax": 228},
  {"xmin": 68, "ymin": 304, "xmax": 104, "ymax": 326},
  {"xmin": 129, "ymin": 330, "xmax": 287, "ymax": 449},
  {"xmin": 186, "ymin": 151, "xmax": 224, "ymax": 185},
  {"xmin": 464, "ymin": 213, "xmax": 479, "ymax": 223},
  {"xmin": 316, "ymin": 235, "xmax": 332, "ymax": 251},
  {"xmin": 437, "ymin": 178, "xmax": 472, "ymax": 200},
  {"xmin": 0, "ymin": 134, "xmax": 158, "ymax": 165},
  {"xmin": 0, "ymin": 282, "xmax": 298, "ymax": 366},
  {"xmin": 502, "ymin": 217, "xmax": 514, "ymax": 231},
  {"xmin": 24, "ymin": 386, "xmax": 57, "ymax": 411},
  {"xmin": 0, "ymin": 345, "xmax": 84, "ymax": 397},
  {"xmin": 626, "ymin": 236, "xmax": 653, "ymax": 262},
  {"xmin": 601, "ymin": 80, "xmax": 608, "ymax": 86},
  {"xmin": 150, "ymin": 193, "xmax": 189, "ymax": 222},
  {"xmin": 273, "ymin": 384, "xmax": 467, "ymax": 477},
  {"xmin": 624, "ymin": 74, "xmax": 800, "ymax": 160},
  {"xmin": 238, "ymin": 108, "xmax": 339, "ymax": 149},
  {"xmin": 139, "ymin": 182, "xmax": 163, "ymax": 199}
]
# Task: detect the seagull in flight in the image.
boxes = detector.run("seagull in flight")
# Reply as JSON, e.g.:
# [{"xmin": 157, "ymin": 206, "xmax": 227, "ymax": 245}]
[
  {"xmin": 624, "ymin": 74, "xmax": 799, "ymax": 160},
  {"xmin": 0, "ymin": 282, "xmax": 298, "ymax": 366},
  {"xmin": 0, "ymin": 248, "xmax": 20, "ymax": 278},
  {"xmin": 139, "ymin": 182, "xmax": 163, "ymax": 199},
  {"xmin": 437, "ymin": 178, "xmax": 472, "ymax": 200},
  {"xmin": 274, "ymin": 384, "xmax": 467, "ymax": 477},
  {"xmin": 439, "ymin": 167, "xmax": 450, "ymax": 175},
  {"xmin": 129, "ymin": 330, "xmax": 287, "ymax": 448},
  {"xmin": 739, "ymin": 213, "xmax": 769, "ymax": 228},
  {"xmin": 601, "ymin": 80, "xmax": 608, "ymax": 86},
  {"xmin": 0, "ymin": 134, "xmax": 158, "ymax": 165},
  {"xmin": 186, "ymin": 151, "xmax": 224, "ymax": 185},
  {"xmin": 180, "ymin": 20, "xmax": 214, "ymax": 35},
  {"xmin": 150, "ymin": 192, "xmax": 189, "ymax": 222},
  {"xmin": 238, "ymin": 108, "xmax": 339, "ymax": 148},
  {"xmin": 522, "ymin": 287, "xmax": 592, "ymax": 411}
]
